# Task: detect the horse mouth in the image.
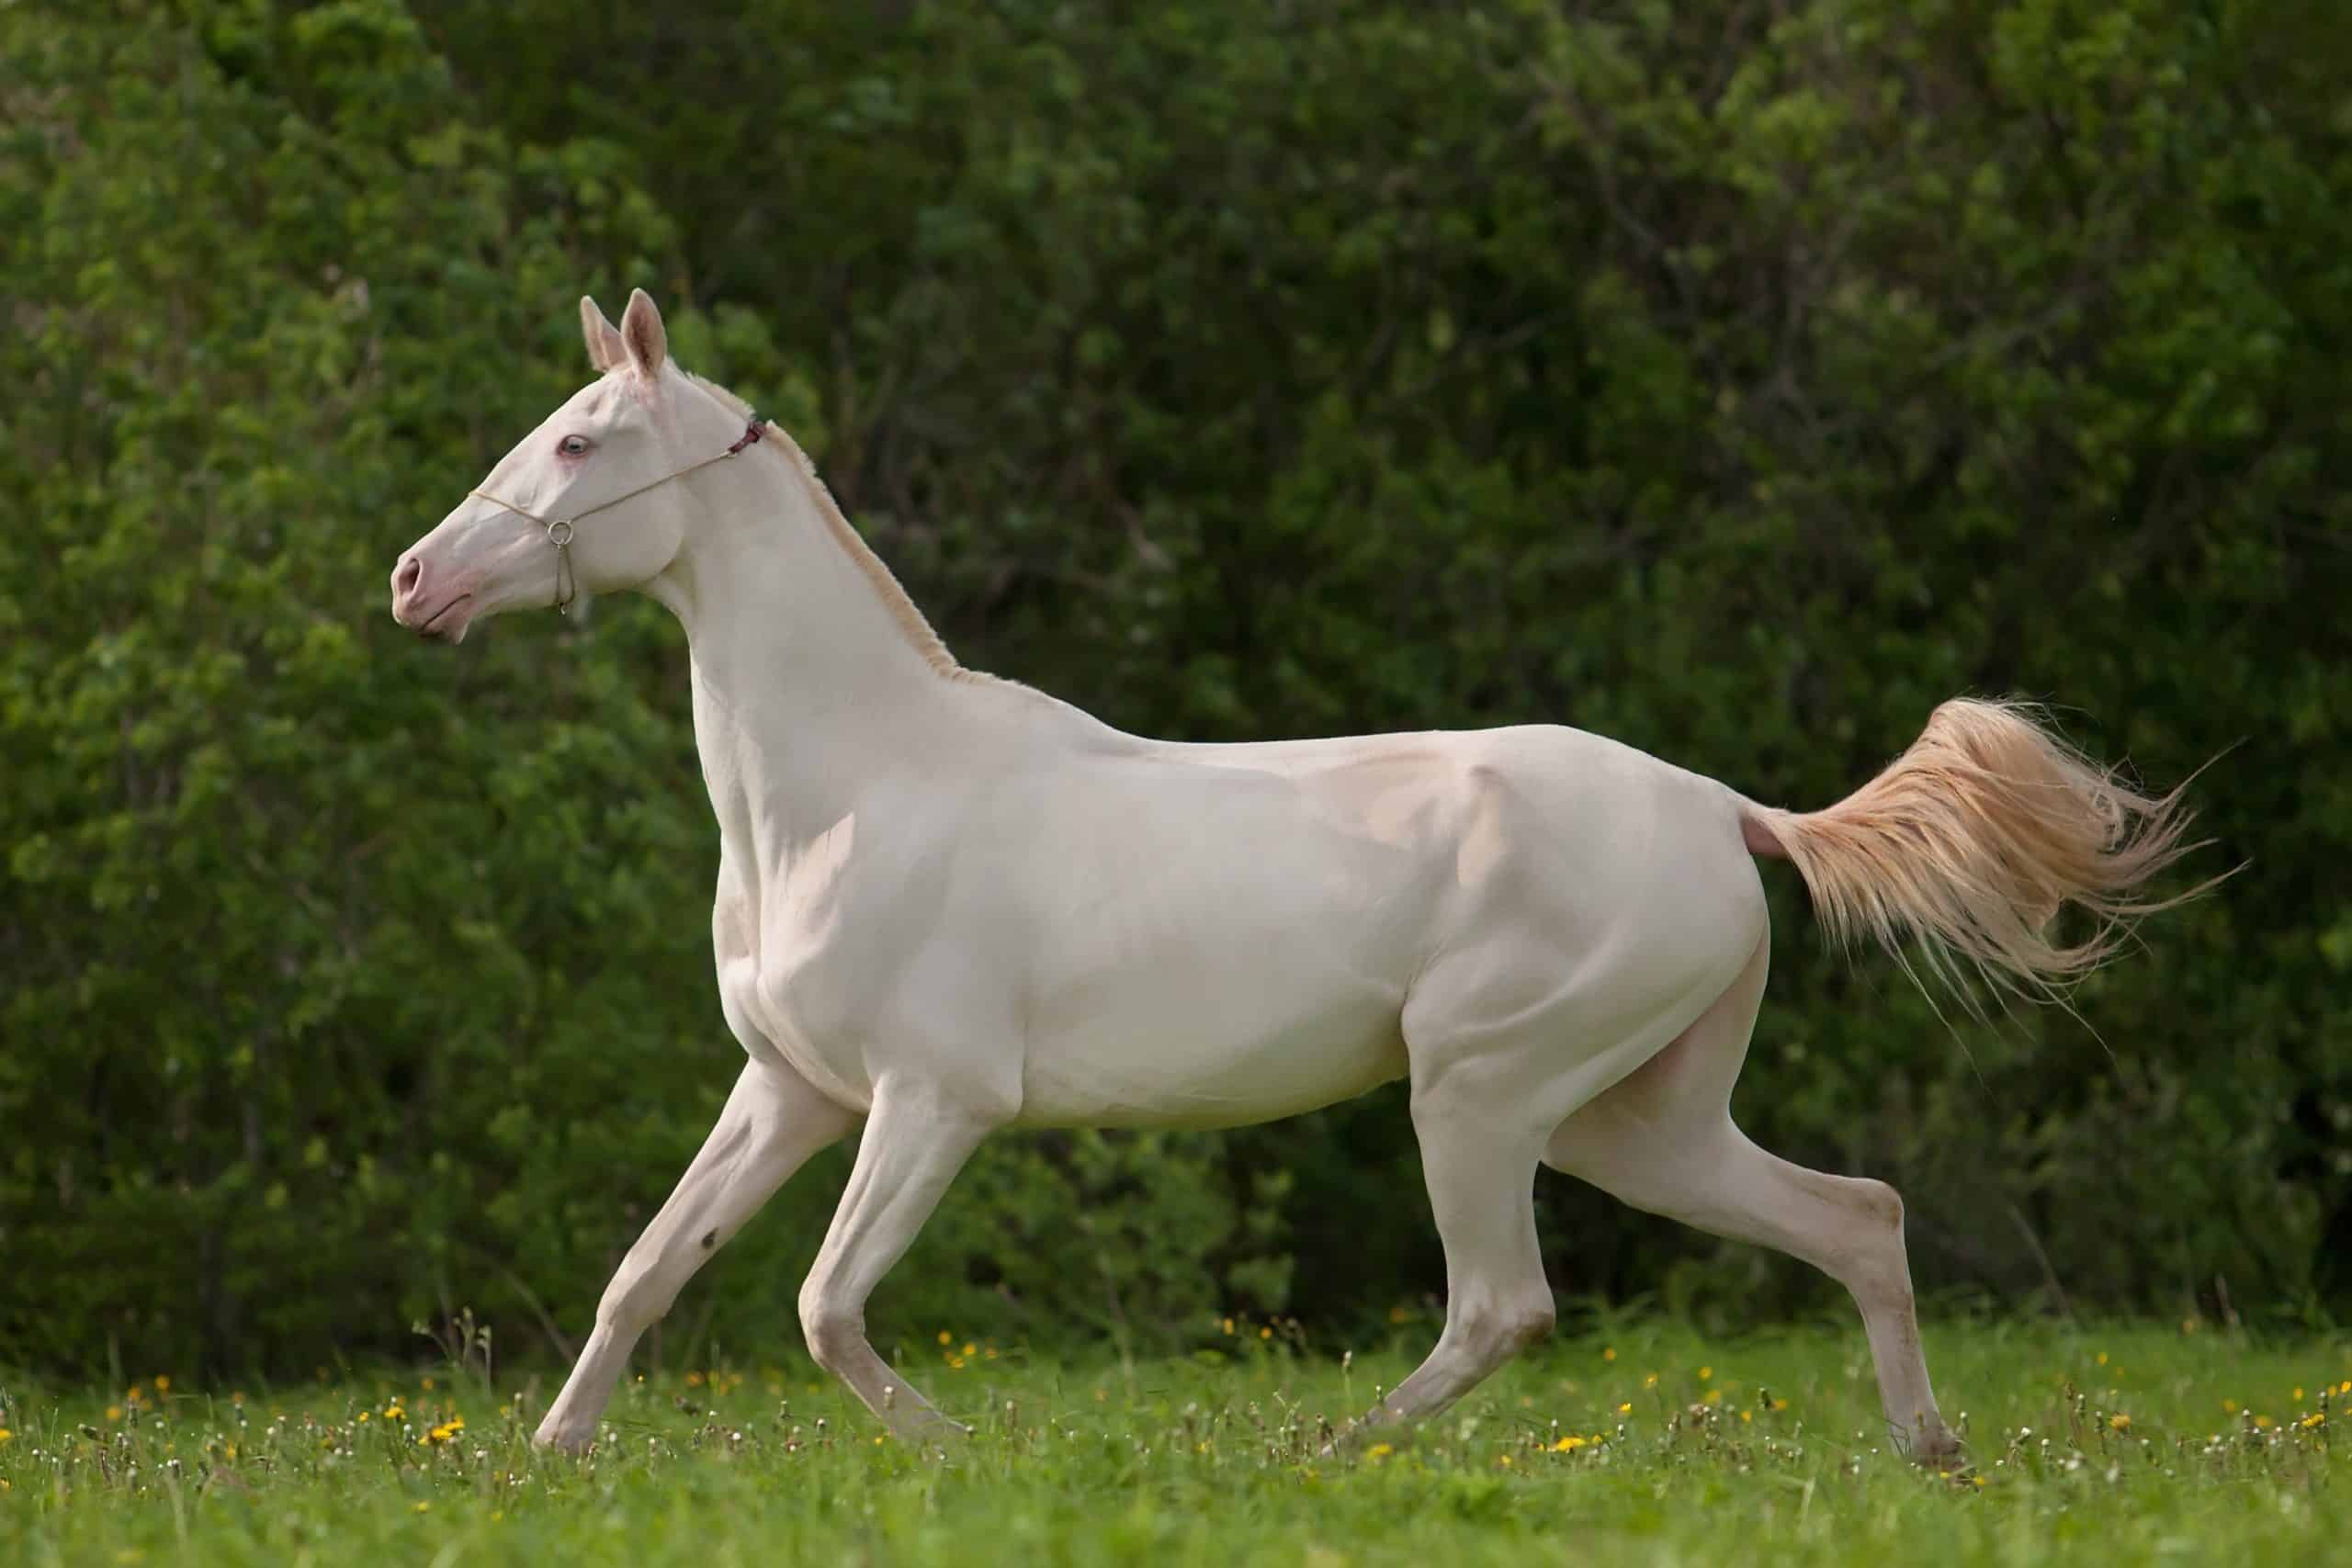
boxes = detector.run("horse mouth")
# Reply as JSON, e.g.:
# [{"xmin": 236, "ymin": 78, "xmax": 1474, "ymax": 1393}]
[{"xmin": 417, "ymin": 592, "xmax": 474, "ymax": 641}]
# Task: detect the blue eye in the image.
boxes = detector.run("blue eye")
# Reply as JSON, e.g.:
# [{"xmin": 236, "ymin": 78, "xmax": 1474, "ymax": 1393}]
[{"xmin": 559, "ymin": 434, "xmax": 592, "ymax": 457}]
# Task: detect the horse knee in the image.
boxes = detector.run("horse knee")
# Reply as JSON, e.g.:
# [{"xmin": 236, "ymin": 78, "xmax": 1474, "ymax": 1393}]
[
  {"xmin": 596, "ymin": 1258, "xmax": 673, "ymax": 1335},
  {"xmin": 797, "ymin": 1283, "xmax": 861, "ymax": 1373}
]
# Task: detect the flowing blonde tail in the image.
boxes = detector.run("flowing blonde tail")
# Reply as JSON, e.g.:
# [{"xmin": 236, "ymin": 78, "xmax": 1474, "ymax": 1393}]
[{"xmin": 1742, "ymin": 698, "xmax": 2214, "ymax": 1007}]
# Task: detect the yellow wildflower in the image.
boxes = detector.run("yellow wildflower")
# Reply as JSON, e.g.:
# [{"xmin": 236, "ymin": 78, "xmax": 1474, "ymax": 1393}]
[
  {"xmin": 106, "ymin": 1405, "xmax": 124, "ymax": 1422},
  {"xmin": 1617, "ymin": 1402, "xmax": 1632, "ymax": 1415},
  {"xmin": 937, "ymin": 1331, "xmax": 952, "ymax": 1346},
  {"xmin": 1552, "ymin": 1435, "xmax": 1587, "ymax": 1452},
  {"xmin": 1602, "ymin": 1348, "xmax": 1616, "ymax": 1362},
  {"xmin": 0, "ymin": 1427, "xmax": 11, "ymax": 1443},
  {"xmin": 1366, "ymin": 1442, "xmax": 1394, "ymax": 1460},
  {"xmin": 2109, "ymin": 1415, "xmax": 2131, "ymax": 1431},
  {"xmin": 1699, "ymin": 1366, "xmax": 1712, "ymax": 1381}
]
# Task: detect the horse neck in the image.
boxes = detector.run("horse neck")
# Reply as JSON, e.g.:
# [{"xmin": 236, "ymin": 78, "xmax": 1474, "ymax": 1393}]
[{"xmin": 645, "ymin": 448, "xmax": 971, "ymax": 852}]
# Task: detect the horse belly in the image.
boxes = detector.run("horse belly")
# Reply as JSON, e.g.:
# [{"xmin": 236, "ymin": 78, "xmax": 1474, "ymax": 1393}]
[{"xmin": 1013, "ymin": 953, "xmax": 1410, "ymax": 1130}]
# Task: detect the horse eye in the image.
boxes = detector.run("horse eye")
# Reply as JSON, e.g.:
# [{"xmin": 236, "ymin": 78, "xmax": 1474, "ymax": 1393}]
[{"xmin": 558, "ymin": 434, "xmax": 592, "ymax": 457}]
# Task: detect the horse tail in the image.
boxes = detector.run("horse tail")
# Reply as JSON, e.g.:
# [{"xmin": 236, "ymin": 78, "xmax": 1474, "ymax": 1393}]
[{"xmin": 1739, "ymin": 697, "xmax": 2214, "ymax": 1007}]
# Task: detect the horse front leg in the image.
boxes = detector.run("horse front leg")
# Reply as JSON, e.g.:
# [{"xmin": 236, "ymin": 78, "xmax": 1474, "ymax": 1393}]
[
  {"xmin": 534, "ymin": 1058, "xmax": 856, "ymax": 1451},
  {"xmin": 797, "ymin": 1076, "xmax": 995, "ymax": 1446}
]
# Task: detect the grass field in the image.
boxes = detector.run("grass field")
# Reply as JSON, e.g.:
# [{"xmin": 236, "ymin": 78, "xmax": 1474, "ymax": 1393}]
[{"xmin": 4, "ymin": 1316, "xmax": 2346, "ymax": 1565}]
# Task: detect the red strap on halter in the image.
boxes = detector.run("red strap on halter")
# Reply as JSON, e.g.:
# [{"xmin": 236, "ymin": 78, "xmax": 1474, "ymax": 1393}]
[{"xmin": 726, "ymin": 418, "xmax": 765, "ymax": 457}]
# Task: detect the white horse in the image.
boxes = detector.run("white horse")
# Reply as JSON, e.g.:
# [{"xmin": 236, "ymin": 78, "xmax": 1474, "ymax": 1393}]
[{"xmin": 391, "ymin": 290, "xmax": 2199, "ymax": 1461}]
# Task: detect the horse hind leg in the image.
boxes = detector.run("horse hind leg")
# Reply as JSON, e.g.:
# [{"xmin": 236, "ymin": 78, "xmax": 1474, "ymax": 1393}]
[
  {"xmin": 1356, "ymin": 919, "xmax": 1761, "ymax": 1436},
  {"xmin": 1355, "ymin": 1085, "xmax": 1555, "ymax": 1432},
  {"xmin": 1543, "ymin": 937, "xmax": 1958, "ymax": 1462}
]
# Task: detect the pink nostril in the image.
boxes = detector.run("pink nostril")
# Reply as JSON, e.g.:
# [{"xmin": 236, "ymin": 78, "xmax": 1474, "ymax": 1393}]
[{"xmin": 395, "ymin": 555, "xmax": 424, "ymax": 601}]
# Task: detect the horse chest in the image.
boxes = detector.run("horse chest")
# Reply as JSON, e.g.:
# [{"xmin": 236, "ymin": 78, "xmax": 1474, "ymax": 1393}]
[{"xmin": 708, "ymin": 822, "xmax": 895, "ymax": 1110}]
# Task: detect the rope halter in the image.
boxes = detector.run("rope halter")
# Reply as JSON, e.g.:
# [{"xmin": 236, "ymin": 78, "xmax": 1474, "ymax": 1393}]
[{"xmin": 468, "ymin": 417, "xmax": 765, "ymax": 615}]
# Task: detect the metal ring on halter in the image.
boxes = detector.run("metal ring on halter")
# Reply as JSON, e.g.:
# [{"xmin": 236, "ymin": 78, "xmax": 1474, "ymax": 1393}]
[{"xmin": 546, "ymin": 518, "xmax": 577, "ymax": 614}]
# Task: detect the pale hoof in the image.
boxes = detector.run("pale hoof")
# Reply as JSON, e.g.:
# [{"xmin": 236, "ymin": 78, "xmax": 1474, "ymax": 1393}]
[
  {"xmin": 532, "ymin": 1420, "xmax": 595, "ymax": 1455},
  {"xmin": 1902, "ymin": 1428, "xmax": 1964, "ymax": 1468},
  {"xmin": 913, "ymin": 1417, "xmax": 973, "ymax": 1451},
  {"xmin": 1319, "ymin": 1418, "xmax": 1402, "ymax": 1461}
]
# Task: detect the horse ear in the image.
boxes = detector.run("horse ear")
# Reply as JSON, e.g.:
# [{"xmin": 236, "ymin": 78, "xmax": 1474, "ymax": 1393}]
[
  {"xmin": 620, "ymin": 288, "xmax": 667, "ymax": 379},
  {"xmin": 580, "ymin": 296, "xmax": 626, "ymax": 372}
]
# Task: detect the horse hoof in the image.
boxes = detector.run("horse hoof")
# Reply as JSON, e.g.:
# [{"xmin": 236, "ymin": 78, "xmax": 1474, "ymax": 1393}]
[
  {"xmin": 532, "ymin": 1423, "xmax": 594, "ymax": 1455},
  {"xmin": 1905, "ymin": 1433, "xmax": 1964, "ymax": 1468}
]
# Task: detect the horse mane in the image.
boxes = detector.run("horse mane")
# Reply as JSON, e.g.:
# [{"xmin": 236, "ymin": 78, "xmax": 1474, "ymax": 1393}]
[{"xmin": 686, "ymin": 371, "xmax": 990, "ymax": 686}]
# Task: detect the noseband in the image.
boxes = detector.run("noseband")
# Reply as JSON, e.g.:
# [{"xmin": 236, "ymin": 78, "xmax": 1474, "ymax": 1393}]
[{"xmin": 469, "ymin": 417, "xmax": 765, "ymax": 615}]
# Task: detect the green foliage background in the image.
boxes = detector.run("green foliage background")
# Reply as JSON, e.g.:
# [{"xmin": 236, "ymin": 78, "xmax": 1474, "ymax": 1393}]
[{"xmin": 3, "ymin": 0, "xmax": 2347, "ymax": 1380}]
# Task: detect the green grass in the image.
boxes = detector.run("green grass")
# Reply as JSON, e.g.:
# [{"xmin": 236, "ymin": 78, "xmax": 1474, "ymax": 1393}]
[{"xmin": 4, "ymin": 1318, "xmax": 2346, "ymax": 1565}]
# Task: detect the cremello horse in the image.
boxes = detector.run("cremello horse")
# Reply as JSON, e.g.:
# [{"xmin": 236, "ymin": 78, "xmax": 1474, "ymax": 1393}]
[{"xmin": 392, "ymin": 291, "xmax": 2199, "ymax": 1461}]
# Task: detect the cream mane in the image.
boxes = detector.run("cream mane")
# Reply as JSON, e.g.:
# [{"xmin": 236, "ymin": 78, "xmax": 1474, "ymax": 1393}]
[{"xmin": 687, "ymin": 371, "xmax": 995, "ymax": 686}]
